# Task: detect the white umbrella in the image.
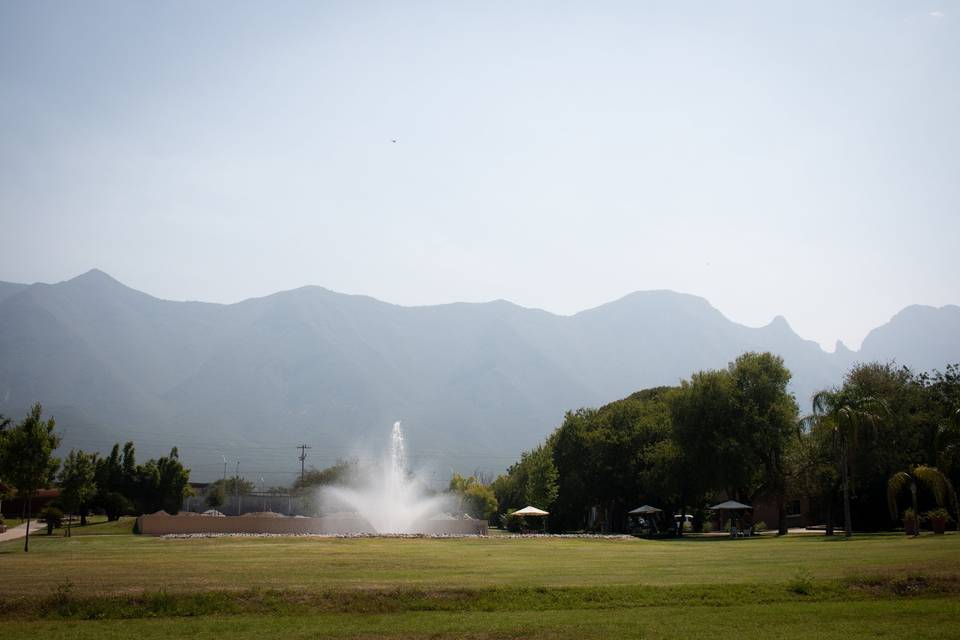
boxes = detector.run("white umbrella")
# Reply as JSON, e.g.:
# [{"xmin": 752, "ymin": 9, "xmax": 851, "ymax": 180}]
[{"xmin": 511, "ymin": 505, "xmax": 549, "ymax": 516}]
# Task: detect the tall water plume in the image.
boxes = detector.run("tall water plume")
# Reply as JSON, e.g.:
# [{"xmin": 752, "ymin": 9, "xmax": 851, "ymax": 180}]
[{"xmin": 321, "ymin": 421, "xmax": 449, "ymax": 533}]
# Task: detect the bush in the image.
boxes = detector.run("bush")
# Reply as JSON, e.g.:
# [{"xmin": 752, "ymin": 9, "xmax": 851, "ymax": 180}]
[
  {"xmin": 205, "ymin": 485, "xmax": 226, "ymax": 510},
  {"xmin": 787, "ymin": 572, "xmax": 814, "ymax": 596},
  {"xmin": 501, "ymin": 510, "xmax": 522, "ymax": 532},
  {"xmin": 40, "ymin": 506, "xmax": 64, "ymax": 534},
  {"xmin": 753, "ymin": 521, "xmax": 768, "ymax": 533},
  {"xmin": 101, "ymin": 492, "xmax": 133, "ymax": 521},
  {"xmin": 925, "ymin": 508, "xmax": 951, "ymax": 522}
]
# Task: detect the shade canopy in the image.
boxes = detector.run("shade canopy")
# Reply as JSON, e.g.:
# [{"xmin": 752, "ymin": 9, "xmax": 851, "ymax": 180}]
[
  {"xmin": 511, "ymin": 505, "xmax": 549, "ymax": 517},
  {"xmin": 628, "ymin": 505, "xmax": 663, "ymax": 515},
  {"xmin": 709, "ymin": 500, "xmax": 752, "ymax": 511}
]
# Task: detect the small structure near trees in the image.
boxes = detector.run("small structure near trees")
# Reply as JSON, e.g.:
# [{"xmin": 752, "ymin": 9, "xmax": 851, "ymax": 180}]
[{"xmin": 709, "ymin": 500, "xmax": 753, "ymax": 537}]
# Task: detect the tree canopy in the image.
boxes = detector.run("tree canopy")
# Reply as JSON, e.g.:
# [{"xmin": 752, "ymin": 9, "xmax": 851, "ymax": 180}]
[{"xmin": 0, "ymin": 403, "xmax": 61, "ymax": 551}]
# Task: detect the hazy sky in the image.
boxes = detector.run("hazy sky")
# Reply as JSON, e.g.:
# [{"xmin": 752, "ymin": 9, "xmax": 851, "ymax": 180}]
[{"xmin": 1, "ymin": 1, "xmax": 957, "ymax": 350}]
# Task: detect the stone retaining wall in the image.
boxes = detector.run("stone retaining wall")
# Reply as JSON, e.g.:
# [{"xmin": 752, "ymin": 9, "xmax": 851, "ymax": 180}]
[{"xmin": 136, "ymin": 513, "xmax": 487, "ymax": 536}]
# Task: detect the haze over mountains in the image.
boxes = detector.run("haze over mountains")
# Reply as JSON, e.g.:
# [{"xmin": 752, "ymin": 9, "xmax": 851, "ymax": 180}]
[{"xmin": 1, "ymin": 270, "xmax": 958, "ymax": 483}]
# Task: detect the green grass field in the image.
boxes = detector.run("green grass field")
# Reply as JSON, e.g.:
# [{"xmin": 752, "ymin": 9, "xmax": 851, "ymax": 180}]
[{"xmin": 2, "ymin": 530, "xmax": 959, "ymax": 638}]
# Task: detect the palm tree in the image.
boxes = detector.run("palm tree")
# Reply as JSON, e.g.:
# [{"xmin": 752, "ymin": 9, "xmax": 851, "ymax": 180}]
[
  {"xmin": 935, "ymin": 409, "xmax": 960, "ymax": 478},
  {"xmin": 887, "ymin": 465, "xmax": 958, "ymax": 535},
  {"xmin": 810, "ymin": 388, "xmax": 885, "ymax": 537}
]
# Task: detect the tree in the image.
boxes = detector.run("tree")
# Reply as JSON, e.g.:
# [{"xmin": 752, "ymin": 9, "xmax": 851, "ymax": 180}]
[
  {"xmin": 796, "ymin": 414, "xmax": 841, "ymax": 535},
  {"xmin": 292, "ymin": 460, "xmax": 358, "ymax": 492},
  {"xmin": 58, "ymin": 450, "xmax": 97, "ymax": 537},
  {"xmin": 670, "ymin": 369, "xmax": 737, "ymax": 529},
  {"xmin": 545, "ymin": 388, "xmax": 676, "ymax": 533},
  {"xmin": 205, "ymin": 483, "xmax": 225, "ymax": 510},
  {"xmin": 924, "ymin": 365, "xmax": 960, "ymax": 492},
  {"xmin": 210, "ymin": 476, "xmax": 256, "ymax": 495},
  {"xmin": 40, "ymin": 505, "xmax": 63, "ymax": 535},
  {"xmin": 448, "ymin": 473, "xmax": 498, "ymax": 521},
  {"xmin": 154, "ymin": 448, "xmax": 192, "ymax": 514},
  {"xmin": 93, "ymin": 442, "xmax": 138, "ymax": 520},
  {"xmin": 463, "ymin": 483, "xmax": 498, "ymax": 521},
  {"xmin": 448, "ymin": 472, "xmax": 476, "ymax": 495},
  {"xmin": 810, "ymin": 388, "xmax": 885, "ymax": 537},
  {"xmin": 0, "ymin": 413, "xmax": 12, "ymax": 516},
  {"xmin": 134, "ymin": 448, "xmax": 192, "ymax": 514},
  {"xmin": 0, "ymin": 404, "xmax": 61, "ymax": 551},
  {"xmin": 887, "ymin": 465, "xmax": 959, "ymax": 535},
  {"xmin": 524, "ymin": 445, "xmax": 558, "ymax": 510},
  {"xmin": 728, "ymin": 353, "xmax": 799, "ymax": 535},
  {"xmin": 100, "ymin": 491, "xmax": 133, "ymax": 521}
]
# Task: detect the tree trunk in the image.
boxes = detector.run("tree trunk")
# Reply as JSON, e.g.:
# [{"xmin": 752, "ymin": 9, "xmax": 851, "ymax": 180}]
[
  {"xmin": 777, "ymin": 489, "xmax": 788, "ymax": 536},
  {"xmin": 910, "ymin": 480, "xmax": 918, "ymax": 537},
  {"xmin": 23, "ymin": 497, "xmax": 31, "ymax": 552},
  {"xmin": 67, "ymin": 512, "xmax": 72, "ymax": 538},
  {"xmin": 841, "ymin": 439, "xmax": 852, "ymax": 537},
  {"xmin": 825, "ymin": 492, "xmax": 834, "ymax": 536}
]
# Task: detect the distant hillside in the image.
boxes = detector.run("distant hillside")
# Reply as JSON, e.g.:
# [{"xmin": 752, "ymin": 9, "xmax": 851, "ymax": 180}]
[{"xmin": 0, "ymin": 270, "xmax": 957, "ymax": 482}]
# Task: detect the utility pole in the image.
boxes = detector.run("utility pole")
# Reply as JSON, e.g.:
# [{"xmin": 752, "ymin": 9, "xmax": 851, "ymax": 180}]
[
  {"xmin": 236, "ymin": 459, "xmax": 241, "ymax": 516},
  {"xmin": 297, "ymin": 444, "xmax": 312, "ymax": 481},
  {"xmin": 222, "ymin": 456, "xmax": 227, "ymax": 482}
]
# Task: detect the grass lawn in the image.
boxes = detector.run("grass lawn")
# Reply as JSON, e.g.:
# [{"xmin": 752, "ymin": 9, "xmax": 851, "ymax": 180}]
[
  {"xmin": 1, "ymin": 530, "xmax": 958, "ymax": 638},
  {"xmin": 59, "ymin": 516, "xmax": 136, "ymax": 536}
]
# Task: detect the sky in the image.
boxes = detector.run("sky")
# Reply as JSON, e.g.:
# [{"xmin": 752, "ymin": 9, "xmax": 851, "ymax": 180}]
[{"xmin": 1, "ymin": 1, "xmax": 957, "ymax": 350}]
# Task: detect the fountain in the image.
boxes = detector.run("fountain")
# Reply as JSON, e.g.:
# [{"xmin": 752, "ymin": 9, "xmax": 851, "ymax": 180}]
[
  {"xmin": 136, "ymin": 421, "xmax": 488, "ymax": 536},
  {"xmin": 321, "ymin": 422, "xmax": 454, "ymax": 534}
]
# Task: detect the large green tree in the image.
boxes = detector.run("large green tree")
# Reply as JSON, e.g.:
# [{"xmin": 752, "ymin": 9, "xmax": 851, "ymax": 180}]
[
  {"xmin": 0, "ymin": 404, "xmax": 61, "ymax": 551},
  {"xmin": 548, "ymin": 388, "xmax": 675, "ymax": 532},
  {"xmin": 728, "ymin": 353, "xmax": 799, "ymax": 535},
  {"xmin": 670, "ymin": 369, "xmax": 738, "ymax": 527},
  {"xmin": 523, "ymin": 444, "xmax": 559, "ymax": 510},
  {"xmin": 93, "ymin": 442, "xmax": 138, "ymax": 520},
  {"xmin": 810, "ymin": 387, "xmax": 885, "ymax": 537},
  {"xmin": 795, "ymin": 413, "xmax": 841, "ymax": 535},
  {"xmin": 134, "ymin": 448, "xmax": 192, "ymax": 514},
  {"xmin": 448, "ymin": 473, "xmax": 498, "ymax": 521},
  {"xmin": 58, "ymin": 449, "xmax": 97, "ymax": 536}
]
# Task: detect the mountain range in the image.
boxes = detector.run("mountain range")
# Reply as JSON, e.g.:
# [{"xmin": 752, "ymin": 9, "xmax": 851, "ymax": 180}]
[{"xmin": 1, "ymin": 269, "xmax": 958, "ymax": 482}]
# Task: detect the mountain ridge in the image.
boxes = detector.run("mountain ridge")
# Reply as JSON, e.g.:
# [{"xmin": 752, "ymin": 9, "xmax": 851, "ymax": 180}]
[{"xmin": 1, "ymin": 270, "xmax": 957, "ymax": 482}]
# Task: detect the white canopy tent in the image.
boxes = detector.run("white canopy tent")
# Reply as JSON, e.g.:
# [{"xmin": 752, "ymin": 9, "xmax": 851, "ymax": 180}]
[{"xmin": 510, "ymin": 506, "xmax": 549, "ymax": 532}]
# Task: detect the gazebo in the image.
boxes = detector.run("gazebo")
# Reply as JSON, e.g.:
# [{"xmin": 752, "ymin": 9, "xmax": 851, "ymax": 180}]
[
  {"xmin": 510, "ymin": 506, "xmax": 549, "ymax": 532},
  {"xmin": 708, "ymin": 500, "xmax": 752, "ymax": 537},
  {"xmin": 628, "ymin": 505, "xmax": 663, "ymax": 535}
]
